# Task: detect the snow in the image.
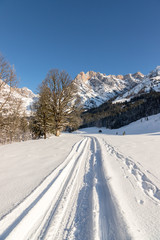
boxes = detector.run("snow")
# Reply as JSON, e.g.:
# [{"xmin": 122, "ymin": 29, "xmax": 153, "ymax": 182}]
[
  {"xmin": 114, "ymin": 67, "xmax": 160, "ymax": 104},
  {"xmin": 77, "ymin": 113, "xmax": 160, "ymax": 135},
  {"xmin": 149, "ymin": 66, "xmax": 160, "ymax": 77},
  {"xmin": 0, "ymin": 79, "xmax": 37, "ymax": 116},
  {"xmin": 0, "ymin": 134, "xmax": 82, "ymax": 219},
  {"xmin": 0, "ymin": 114, "xmax": 160, "ymax": 239}
]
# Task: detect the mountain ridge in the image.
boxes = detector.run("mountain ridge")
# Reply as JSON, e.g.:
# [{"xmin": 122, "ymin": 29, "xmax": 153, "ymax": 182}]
[
  {"xmin": 74, "ymin": 67, "xmax": 160, "ymax": 108},
  {"xmin": 1, "ymin": 66, "xmax": 160, "ymax": 114}
]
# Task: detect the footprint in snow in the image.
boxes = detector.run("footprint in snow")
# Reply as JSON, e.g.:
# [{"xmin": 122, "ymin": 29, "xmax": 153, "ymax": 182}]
[{"xmin": 137, "ymin": 199, "xmax": 144, "ymax": 205}]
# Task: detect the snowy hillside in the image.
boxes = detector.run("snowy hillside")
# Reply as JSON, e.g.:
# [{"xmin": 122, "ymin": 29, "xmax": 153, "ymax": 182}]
[
  {"xmin": 78, "ymin": 113, "xmax": 160, "ymax": 135},
  {"xmin": 15, "ymin": 87, "xmax": 37, "ymax": 115},
  {"xmin": 0, "ymin": 79, "xmax": 37, "ymax": 115},
  {"xmin": 0, "ymin": 113, "xmax": 160, "ymax": 239},
  {"xmin": 74, "ymin": 71, "xmax": 144, "ymax": 108}
]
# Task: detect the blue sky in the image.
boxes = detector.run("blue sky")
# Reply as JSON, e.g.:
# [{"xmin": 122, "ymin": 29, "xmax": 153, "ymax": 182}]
[{"xmin": 0, "ymin": 0, "xmax": 160, "ymax": 92}]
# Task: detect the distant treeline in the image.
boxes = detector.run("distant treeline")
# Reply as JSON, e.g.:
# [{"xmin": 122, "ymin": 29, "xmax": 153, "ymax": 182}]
[{"xmin": 81, "ymin": 91, "xmax": 160, "ymax": 129}]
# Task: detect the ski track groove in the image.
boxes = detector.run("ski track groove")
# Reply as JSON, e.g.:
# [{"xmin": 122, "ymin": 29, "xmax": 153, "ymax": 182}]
[
  {"xmin": 0, "ymin": 136, "xmax": 130, "ymax": 240},
  {"xmin": 0, "ymin": 137, "xmax": 88, "ymax": 240}
]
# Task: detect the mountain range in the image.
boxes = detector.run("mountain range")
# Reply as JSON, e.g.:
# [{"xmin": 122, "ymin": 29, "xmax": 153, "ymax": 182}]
[
  {"xmin": 1, "ymin": 66, "xmax": 160, "ymax": 114},
  {"xmin": 74, "ymin": 66, "xmax": 160, "ymax": 108}
]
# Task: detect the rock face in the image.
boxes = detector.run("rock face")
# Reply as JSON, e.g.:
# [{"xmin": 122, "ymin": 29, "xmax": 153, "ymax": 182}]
[{"xmin": 74, "ymin": 71, "xmax": 145, "ymax": 109}]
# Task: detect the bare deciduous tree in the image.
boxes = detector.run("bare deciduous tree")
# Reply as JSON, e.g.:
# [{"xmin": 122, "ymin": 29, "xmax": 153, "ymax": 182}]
[
  {"xmin": 0, "ymin": 53, "xmax": 17, "ymax": 113},
  {"xmin": 32, "ymin": 69, "xmax": 82, "ymax": 138},
  {"xmin": 0, "ymin": 53, "xmax": 30, "ymax": 144},
  {"xmin": 44, "ymin": 69, "xmax": 80, "ymax": 136}
]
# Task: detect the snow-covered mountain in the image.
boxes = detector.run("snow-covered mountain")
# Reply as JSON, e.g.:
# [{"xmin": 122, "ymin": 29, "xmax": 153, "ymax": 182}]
[
  {"xmin": 0, "ymin": 80, "xmax": 37, "ymax": 115},
  {"xmin": 74, "ymin": 71, "xmax": 144, "ymax": 108},
  {"xmin": 74, "ymin": 67, "xmax": 160, "ymax": 108},
  {"xmin": 15, "ymin": 87, "xmax": 37, "ymax": 114},
  {"xmin": 114, "ymin": 66, "xmax": 160, "ymax": 103},
  {"xmin": 1, "ymin": 66, "xmax": 160, "ymax": 114}
]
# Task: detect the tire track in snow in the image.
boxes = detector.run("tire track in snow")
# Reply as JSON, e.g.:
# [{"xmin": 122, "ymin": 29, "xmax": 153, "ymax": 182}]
[
  {"xmin": 0, "ymin": 137, "xmax": 90, "ymax": 240},
  {"xmin": 72, "ymin": 137, "xmax": 130, "ymax": 240},
  {"xmin": 0, "ymin": 136, "xmax": 130, "ymax": 240},
  {"xmin": 37, "ymin": 137, "xmax": 92, "ymax": 240},
  {"xmin": 92, "ymin": 138, "xmax": 130, "ymax": 240}
]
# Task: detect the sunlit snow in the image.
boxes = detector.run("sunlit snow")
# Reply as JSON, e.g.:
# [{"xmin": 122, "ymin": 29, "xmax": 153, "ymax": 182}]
[{"xmin": 0, "ymin": 114, "xmax": 160, "ymax": 239}]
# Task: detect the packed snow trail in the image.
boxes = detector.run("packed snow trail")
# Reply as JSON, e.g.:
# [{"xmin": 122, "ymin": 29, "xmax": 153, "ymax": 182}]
[{"xmin": 0, "ymin": 137, "xmax": 129, "ymax": 240}]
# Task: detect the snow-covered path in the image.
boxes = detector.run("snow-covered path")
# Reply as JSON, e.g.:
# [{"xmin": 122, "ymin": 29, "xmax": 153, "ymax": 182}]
[
  {"xmin": 1, "ymin": 114, "xmax": 160, "ymax": 240},
  {"xmin": 0, "ymin": 137, "xmax": 129, "ymax": 240}
]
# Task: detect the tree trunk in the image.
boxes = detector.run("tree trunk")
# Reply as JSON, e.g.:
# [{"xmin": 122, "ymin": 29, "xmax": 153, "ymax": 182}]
[
  {"xmin": 44, "ymin": 131, "xmax": 47, "ymax": 139},
  {"xmin": 55, "ymin": 129, "xmax": 60, "ymax": 136}
]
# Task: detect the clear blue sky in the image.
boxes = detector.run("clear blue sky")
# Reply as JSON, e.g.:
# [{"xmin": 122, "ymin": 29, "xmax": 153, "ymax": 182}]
[{"xmin": 0, "ymin": 0, "xmax": 160, "ymax": 92}]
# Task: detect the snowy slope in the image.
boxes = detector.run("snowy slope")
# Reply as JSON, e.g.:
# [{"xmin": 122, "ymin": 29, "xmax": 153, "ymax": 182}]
[
  {"xmin": 0, "ymin": 113, "xmax": 160, "ymax": 239},
  {"xmin": 0, "ymin": 80, "xmax": 37, "ymax": 115},
  {"xmin": 78, "ymin": 113, "xmax": 160, "ymax": 135}
]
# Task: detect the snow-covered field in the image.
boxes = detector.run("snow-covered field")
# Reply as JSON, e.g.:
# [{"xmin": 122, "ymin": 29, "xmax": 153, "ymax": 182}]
[{"xmin": 0, "ymin": 114, "xmax": 160, "ymax": 239}]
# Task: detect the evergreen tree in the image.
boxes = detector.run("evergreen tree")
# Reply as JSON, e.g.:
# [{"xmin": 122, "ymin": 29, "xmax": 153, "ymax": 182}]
[{"xmin": 31, "ymin": 82, "xmax": 51, "ymax": 139}]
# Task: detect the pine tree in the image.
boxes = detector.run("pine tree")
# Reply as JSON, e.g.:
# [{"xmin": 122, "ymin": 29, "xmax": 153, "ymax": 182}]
[{"xmin": 31, "ymin": 82, "xmax": 51, "ymax": 139}]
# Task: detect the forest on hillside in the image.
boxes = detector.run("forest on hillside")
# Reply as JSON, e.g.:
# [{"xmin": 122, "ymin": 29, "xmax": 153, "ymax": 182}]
[{"xmin": 81, "ymin": 91, "xmax": 160, "ymax": 129}]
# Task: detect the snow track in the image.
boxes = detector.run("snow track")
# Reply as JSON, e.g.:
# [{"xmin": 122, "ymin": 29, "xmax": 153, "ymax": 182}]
[
  {"xmin": 0, "ymin": 137, "xmax": 129, "ymax": 240},
  {"xmin": 102, "ymin": 139, "xmax": 160, "ymax": 204}
]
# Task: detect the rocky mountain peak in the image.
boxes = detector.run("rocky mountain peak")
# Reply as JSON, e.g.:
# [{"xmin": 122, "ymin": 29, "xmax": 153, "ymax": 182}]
[
  {"xmin": 116, "ymin": 75, "xmax": 124, "ymax": 80},
  {"xmin": 75, "ymin": 71, "xmax": 97, "ymax": 82},
  {"xmin": 74, "ymin": 70, "xmax": 145, "ymax": 109},
  {"xmin": 132, "ymin": 72, "xmax": 144, "ymax": 79}
]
